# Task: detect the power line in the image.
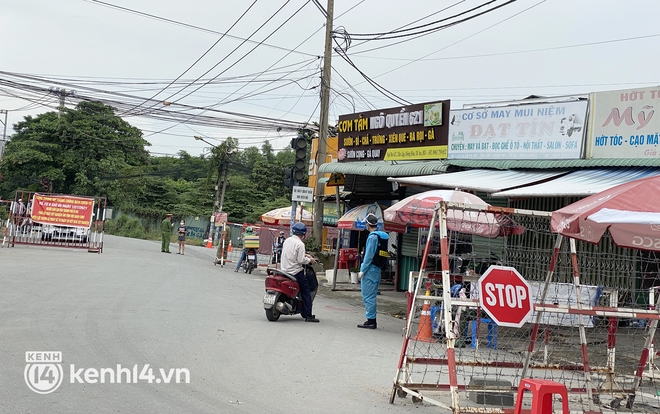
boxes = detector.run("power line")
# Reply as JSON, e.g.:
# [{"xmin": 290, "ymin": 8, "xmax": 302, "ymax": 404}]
[
  {"xmin": 351, "ymin": 32, "xmax": 660, "ymax": 61},
  {"xmin": 142, "ymin": 0, "xmax": 313, "ymax": 137},
  {"xmin": 333, "ymin": 42, "xmax": 411, "ymax": 106},
  {"xmin": 344, "ymin": 0, "xmax": 496, "ymax": 39},
  {"xmin": 121, "ymin": 0, "xmax": 259, "ymax": 117},
  {"xmin": 0, "ymin": 74, "xmax": 308, "ymax": 132},
  {"xmin": 143, "ymin": 1, "xmax": 295, "ymax": 111},
  {"xmin": 83, "ymin": 0, "xmax": 317, "ymax": 57},
  {"xmin": 338, "ymin": 0, "xmax": 518, "ymax": 56},
  {"xmin": 354, "ymin": 0, "xmax": 547, "ymax": 83}
]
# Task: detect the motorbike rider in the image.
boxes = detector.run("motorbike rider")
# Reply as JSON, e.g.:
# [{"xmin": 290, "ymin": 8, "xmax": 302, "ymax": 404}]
[
  {"xmin": 272, "ymin": 230, "xmax": 286, "ymax": 266},
  {"xmin": 280, "ymin": 222, "xmax": 319, "ymax": 323},
  {"xmin": 234, "ymin": 226, "xmax": 255, "ymax": 272}
]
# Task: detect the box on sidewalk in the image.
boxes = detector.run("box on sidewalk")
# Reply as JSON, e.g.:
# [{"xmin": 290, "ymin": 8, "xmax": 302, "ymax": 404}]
[{"xmin": 467, "ymin": 378, "xmax": 514, "ymax": 406}]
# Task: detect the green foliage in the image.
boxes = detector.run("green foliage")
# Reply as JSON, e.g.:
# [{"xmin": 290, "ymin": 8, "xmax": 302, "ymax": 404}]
[
  {"xmin": 304, "ymin": 239, "xmax": 322, "ymax": 253},
  {"xmin": 104, "ymin": 215, "xmax": 157, "ymax": 240},
  {"xmin": 0, "ymin": 109, "xmax": 308, "ymax": 231},
  {"xmin": 0, "ymin": 101, "xmax": 150, "ymax": 201}
]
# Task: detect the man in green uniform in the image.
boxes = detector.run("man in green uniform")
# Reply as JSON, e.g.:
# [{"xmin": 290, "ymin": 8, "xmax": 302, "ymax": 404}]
[{"xmin": 161, "ymin": 213, "xmax": 173, "ymax": 253}]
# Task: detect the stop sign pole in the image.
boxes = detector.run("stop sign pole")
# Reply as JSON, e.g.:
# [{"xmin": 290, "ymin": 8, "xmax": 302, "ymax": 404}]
[{"xmin": 478, "ymin": 265, "xmax": 533, "ymax": 328}]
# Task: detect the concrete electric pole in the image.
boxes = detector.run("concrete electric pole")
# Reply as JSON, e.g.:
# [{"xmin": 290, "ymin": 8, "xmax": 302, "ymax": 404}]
[
  {"xmin": 0, "ymin": 110, "xmax": 7, "ymax": 162},
  {"xmin": 313, "ymin": 0, "xmax": 334, "ymax": 245}
]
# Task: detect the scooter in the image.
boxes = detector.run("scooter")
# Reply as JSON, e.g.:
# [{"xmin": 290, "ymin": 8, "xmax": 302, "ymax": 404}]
[
  {"xmin": 242, "ymin": 248, "xmax": 258, "ymax": 274},
  {"xmin": 263, "ymin": 263, "xmax": 318, "ymax": 322}
]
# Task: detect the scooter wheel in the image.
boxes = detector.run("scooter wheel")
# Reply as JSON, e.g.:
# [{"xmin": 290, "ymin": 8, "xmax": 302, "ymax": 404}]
[
  {"xmin": 265, "ymin": 307, "xmax": 280, "ymax": 321},
  {"xmin": 248, "ymin": 264, "xmax": 253, "ymax": 274}
]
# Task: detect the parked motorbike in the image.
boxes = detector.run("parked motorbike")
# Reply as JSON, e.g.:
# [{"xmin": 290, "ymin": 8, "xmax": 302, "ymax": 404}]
[
  {"xmin": 242, "ymin": 248, "xmax": 258, "ymax": 274},
  {"xmin": 263, "ymin": 262, "xmax": 318, "ymax": 322}
]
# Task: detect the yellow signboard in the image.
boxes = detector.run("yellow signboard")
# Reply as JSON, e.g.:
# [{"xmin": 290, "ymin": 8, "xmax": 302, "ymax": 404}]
[
  {"xmin": 308, "ymin": 136, "xmax": 339, "ymax": 196},
  {"xmin": 326, "ymin": 173, "xmax": 345, "ymax": 186}
]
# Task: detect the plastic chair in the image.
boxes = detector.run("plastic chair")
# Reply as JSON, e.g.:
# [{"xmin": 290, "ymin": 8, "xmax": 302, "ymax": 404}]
[
  {"xmin": 513, "ymin": 378, "xmax": 569, "ymax": 414},
  {"xmin": 338, "ymin": 248, "xmax": 359, "ymax": 270}
]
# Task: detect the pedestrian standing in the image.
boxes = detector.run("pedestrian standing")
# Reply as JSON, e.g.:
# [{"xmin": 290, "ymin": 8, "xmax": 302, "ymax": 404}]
[
  {"xmin": 357, "ymin": 213, "xmax": 389, "ymax": 330},
  {"xmin": 272, "ymin": 230, "xmax": 286, "ymax": 267},
  {"xmin": 161, "ymin": 213, "xmax": 173, "ymax": 253},
  {"xmin": 177, "ymin": 220, "xmax": 187, "ymax": 255}
]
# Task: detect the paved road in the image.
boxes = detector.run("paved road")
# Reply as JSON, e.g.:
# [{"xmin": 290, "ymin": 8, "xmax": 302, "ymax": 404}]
[{"xmin": 0, "ymin": 235, "xmax": 435, "ymax": 413}]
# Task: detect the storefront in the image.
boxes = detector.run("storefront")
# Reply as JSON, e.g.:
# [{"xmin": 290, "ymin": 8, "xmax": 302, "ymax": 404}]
[{"xmin": 319, "ymin": 87, "xmax": 660, "ymax": 291}]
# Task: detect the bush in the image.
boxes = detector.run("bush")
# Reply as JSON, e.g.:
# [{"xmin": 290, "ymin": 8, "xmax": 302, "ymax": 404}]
[
  {"xmin": 104, "ymin": 215, "xmax": 156, "ymax": 240},
  {"xmin": 304, "ymin": 239, "xmax": 322, "ymax": 253}
]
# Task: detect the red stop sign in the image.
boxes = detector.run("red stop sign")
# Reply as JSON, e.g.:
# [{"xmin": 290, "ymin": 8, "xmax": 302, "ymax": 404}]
[{"xmin": 478, "ymin": 265, "xmax": 532, "ymax": 328}]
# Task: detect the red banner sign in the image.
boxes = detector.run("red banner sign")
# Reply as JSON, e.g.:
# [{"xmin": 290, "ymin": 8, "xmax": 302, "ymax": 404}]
[{"xmin": 31, "ymin": 194, "xmax": 95, "ymax": 228}]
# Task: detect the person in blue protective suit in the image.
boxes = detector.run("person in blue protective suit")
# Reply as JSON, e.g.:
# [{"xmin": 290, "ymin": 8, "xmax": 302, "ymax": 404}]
[{"xmin": 357, "ymin": 213, "xmax": 389, "ymax": 329}]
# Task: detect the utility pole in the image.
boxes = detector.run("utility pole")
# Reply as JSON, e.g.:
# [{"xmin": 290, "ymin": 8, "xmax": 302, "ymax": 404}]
[
  {"xmin": 313, "ymin": 0, "xmax": 334, "ymax": 245},
  {"xmin": 194, "ymin": 135, "xmax": 234, "ymax": 247},
  {"xmin": 52, "ymin": 88, "xmax": 75, "ymax": 118},
  {"xmin": 216, "ymin": 161, "xmax": 229, "ymax": 244},
  {"xmin": 0, "ymin": 110, "xmax": 7, "ymax": 162},
  {"xmin": 211, "ymin": 162, "xmax": 223, "ymax": 246}
]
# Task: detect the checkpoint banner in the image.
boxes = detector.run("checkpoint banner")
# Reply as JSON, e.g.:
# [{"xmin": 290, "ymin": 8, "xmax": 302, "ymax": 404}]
[{"xmin": 30, "ymin": 194, "xmax": 94, "ymax": 228}]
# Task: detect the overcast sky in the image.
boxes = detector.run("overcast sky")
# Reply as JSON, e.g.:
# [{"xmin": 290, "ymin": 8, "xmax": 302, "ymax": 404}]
[{"xmin": 1, "ymin": 0, "xmax": 659, "ymax": 156}]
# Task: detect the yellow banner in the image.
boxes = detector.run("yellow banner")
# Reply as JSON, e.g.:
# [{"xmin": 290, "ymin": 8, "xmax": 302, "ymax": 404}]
[
  {"xmin": 308, "ymin": 136, "xmax": 338, "ymax": 196},
  {"xmin": 383, "ymin": 145, "xmax": 447, "ymax": 161}
]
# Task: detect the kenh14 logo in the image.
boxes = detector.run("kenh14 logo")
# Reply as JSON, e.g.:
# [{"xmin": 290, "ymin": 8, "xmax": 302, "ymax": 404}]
[{"xmin": 24, "ymin": 351, "xmax": 63, "ymax": 394}]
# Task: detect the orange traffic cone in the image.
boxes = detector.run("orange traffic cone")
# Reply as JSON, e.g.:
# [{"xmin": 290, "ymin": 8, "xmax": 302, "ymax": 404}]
[
  {"xmin": 206, "ymin": 238, "xmax": 213, "ymax": 248},
  {"xmin": 227, "ymin": 240, "xmax": 232, "ymax": 252},
  {"xmin": 414, "ymin": 284, "xmax": 435, "ymax": 343}
]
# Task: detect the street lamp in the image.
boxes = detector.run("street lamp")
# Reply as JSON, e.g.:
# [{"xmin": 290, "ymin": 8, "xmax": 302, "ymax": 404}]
[{"xmin": 194, "ymin": 135, "xmax": 215, "ymax": 148}]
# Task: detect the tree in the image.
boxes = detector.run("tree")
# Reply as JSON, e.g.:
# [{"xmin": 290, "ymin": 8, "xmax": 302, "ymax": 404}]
[{"xmin": 0, "ymin": 101, "xmax": 150, "ymax": 202}]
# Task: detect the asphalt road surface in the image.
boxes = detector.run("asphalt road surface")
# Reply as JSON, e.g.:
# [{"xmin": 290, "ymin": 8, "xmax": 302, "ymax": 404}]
[{"xmin": 0, "ymin": 235, "xmax": 437, "ymax": 414}]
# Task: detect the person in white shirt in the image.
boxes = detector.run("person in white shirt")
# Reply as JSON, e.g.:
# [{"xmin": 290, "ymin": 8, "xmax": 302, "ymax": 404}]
[{"xmin": 280, "ymin": 222, "xmax": 318, "ymax": 323}]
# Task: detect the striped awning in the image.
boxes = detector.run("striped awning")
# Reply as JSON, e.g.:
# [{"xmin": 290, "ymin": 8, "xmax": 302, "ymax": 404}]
[
  {"xmin": 388, "ymin": 169, "xmax": 568, "ymax": 193},
  {"xmin": 317, "ymin": 160, "xmax": 450, "ymax": 177},
  {"xmin": 491, "ymin": 167, "xmax": 660, "ymax": 197}
]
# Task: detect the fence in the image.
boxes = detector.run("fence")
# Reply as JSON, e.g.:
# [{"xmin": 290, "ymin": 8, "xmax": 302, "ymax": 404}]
[
  {"xmin": 3, "ymin": 191, "xmax": 106, "ymax": 253},
  {"xmin": 391, "ymin": 202, "xmax": 660, "ymax": 413}
]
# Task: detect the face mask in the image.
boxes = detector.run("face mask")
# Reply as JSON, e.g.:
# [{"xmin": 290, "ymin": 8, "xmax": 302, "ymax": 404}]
[{"xmin": 180, "ymin": 222, "xmax": 184, "ymax": 225}]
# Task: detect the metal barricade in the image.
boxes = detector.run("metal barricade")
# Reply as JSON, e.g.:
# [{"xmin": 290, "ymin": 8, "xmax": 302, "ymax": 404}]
[{"xmin": 3, "ymin": 190, "xmax": 106, "ymax": 253}]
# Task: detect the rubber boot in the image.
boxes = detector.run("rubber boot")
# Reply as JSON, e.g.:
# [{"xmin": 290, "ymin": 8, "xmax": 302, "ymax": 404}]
[{"xmin": 357, "ymin": 318, "xmax": 377, "ymax": 329}]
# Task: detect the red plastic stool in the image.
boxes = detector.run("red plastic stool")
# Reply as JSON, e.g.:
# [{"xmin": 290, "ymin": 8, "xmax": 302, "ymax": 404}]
[
  {"xmin": 513, "ymin": 378, "xmax": 569, "ymax": 414},
  {"xmin": 338, "ymin": 248, "xmax": 359, "ymax": 270}
]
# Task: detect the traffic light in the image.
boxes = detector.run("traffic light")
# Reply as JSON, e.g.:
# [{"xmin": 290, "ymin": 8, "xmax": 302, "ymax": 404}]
[
  {"xmin": 291, "ymin": 135, "xmax": 307, "ymax": 182},
  {"xmin": 283, "ymin": 167, "xmax": 294, "ymax": 190}
]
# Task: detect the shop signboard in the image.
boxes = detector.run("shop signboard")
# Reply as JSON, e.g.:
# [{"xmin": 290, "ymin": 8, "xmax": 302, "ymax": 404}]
[
  {"xmin": 337, "ymin": 100, "xmax": 450, "ymax": 162},
  {"xmin": 448, "ymin": 100, "xmax": 588, "ymax": 160},
  {"xmin": 587, "ymin": 86, "xmax": 660, "ymax": 159}
]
